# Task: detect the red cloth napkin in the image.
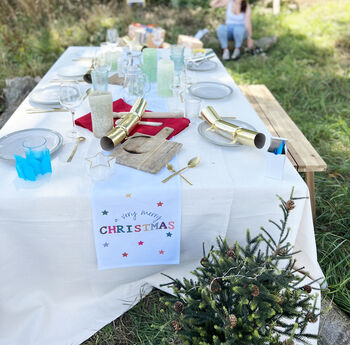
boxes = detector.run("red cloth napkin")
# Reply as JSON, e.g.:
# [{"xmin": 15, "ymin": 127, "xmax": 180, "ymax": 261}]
[{"xmin": 75, "ymin": 99, "xmax": 190, "ymax": 139}]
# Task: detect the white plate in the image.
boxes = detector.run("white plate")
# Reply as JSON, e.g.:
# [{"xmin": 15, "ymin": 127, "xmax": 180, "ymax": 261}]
[
  {"xmin": 187, "ymin": 60, "xmax": 217, "ymax": 72},
  {"xmin": 29, "ymin": 85, "xmax": 61, "ymax": 105},
  {"xmin": 56, "ymin": 65, "xmax": 87, "ymax": 78},
  {"xmin": 190, "ymin": 82, "xmax": 233, "ymax": 99},
  {"xmin": 0, "ymin": 128, "xmax": 63, "ymax": 160},
  {"xmin": 198, "ymin": 119, "xmax": 256, "ymax": 147}
]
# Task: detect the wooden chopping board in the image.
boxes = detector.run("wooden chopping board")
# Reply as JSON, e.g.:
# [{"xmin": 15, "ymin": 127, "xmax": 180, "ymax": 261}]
[{"xmin": 112, "ymin": 127, "xmax": 182, "ymax": 174}]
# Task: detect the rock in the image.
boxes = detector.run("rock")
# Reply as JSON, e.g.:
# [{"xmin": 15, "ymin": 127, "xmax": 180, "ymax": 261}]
[
  {"xmin": 319, "ymin": 298, "xmax": 350, "ymax": 345},
  {"xmin": 0, "ymin": 76, "xmax": 40, "ymax": 129},
  {"xmin": 254, "ymin": 35, "xmax": 278, "ymax": 51}
]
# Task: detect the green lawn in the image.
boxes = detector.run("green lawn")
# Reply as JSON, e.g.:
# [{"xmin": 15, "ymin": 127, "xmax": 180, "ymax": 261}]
[{"xmin": 0, "ymin": 0, "xmax": 349, "ymax": 343}]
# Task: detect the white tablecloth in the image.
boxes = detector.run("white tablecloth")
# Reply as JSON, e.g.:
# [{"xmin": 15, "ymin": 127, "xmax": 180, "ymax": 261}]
[{"xmin": 0, "ymin": 47, "xmax": 323, "ymax": 345}]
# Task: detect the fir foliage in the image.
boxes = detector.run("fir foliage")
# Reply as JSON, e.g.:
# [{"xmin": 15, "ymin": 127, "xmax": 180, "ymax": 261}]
[{"xmin": 160, "ymin": 192, "xmax": 321, "ymax": 345}]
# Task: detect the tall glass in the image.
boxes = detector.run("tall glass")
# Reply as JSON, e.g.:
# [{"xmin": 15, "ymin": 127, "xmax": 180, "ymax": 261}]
[
  {"xmin": 91, "ymin": 67, "xmax": 109, "ymax": 91},
  {"xmin": 152, "ymin": 27, "xmax": 163, "ymax": 49},
  {"xmin": 142, "ymin": 48, "xmax": 158, "ymax": 83},
  {"xmin": 170, "ymin": 44, "xmax": 185, "ymax": 76},
  {"xmin": 157, "ymin": 59, "xmax": 174, "ymax": 98},
  {"xmin": 59, "ymin": 82, "xmax": 83, "ymax": 138},
  {"xmin": 93, "ymin": 46, "xmax": 112, "ymax": 73}
]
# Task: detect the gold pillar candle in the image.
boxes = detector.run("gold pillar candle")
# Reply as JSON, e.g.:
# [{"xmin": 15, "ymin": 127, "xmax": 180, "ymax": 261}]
[
  {"xmin": 201, "ymin": 106, "xmax": 266, "ymax": 149},
  {"xmin": 100, "ymin": 97, "xmax": 147, "ymax": 151}
]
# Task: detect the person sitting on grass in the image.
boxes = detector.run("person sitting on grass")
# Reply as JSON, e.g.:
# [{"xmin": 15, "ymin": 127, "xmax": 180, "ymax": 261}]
[{"xmin": 210, "ymin": 0, "xmax": 254, "ymax": 61}]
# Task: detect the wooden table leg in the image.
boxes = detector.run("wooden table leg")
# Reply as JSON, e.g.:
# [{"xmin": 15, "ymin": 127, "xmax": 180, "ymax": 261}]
[{"xmin": 305, "ymin": 172, "xmax": 316, "ymax": 220}]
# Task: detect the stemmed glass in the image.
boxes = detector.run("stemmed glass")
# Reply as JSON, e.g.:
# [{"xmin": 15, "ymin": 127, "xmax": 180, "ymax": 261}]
[
  {"xmin": 59, "ymin": 82, "xmax": 83, "ymax": 138},
  {"xmin": 152, "ymin": 27, "xmax": 163, "ymax": 49},
  {"xmin": 94, "ymin": 46, "xmax": 113, "ymax": 71},
  {"xmin": 106, "ymin": 28, "xmax": 119, "ymax": 44}
]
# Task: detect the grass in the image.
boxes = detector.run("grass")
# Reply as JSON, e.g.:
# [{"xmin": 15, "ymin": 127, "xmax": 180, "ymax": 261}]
[{"xmin": 0, "ymin": 0, "xmax": 349, "ymax": 342}]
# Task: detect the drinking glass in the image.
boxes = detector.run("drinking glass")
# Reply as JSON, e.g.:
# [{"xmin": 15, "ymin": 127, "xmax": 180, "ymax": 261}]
[
  {"xmin": 152, "ymin": 27, "xmax": 163, "ymax": 49},
  {"xmin": 106, "ymin": 28, "xmax": 119, "ymax": 44},
  {"xmin": 22, "ymin": 136, "xmax": 47, "ymax": 160},
  {"xmin": 142, "ymin": 48, "xmax": 158, "ymax": 82},
  {"xmin": 59, "ymin": 82, "xmax": 83, "ymax": 138},
  {"xmin": 91, "ymin": 68, "xmax": 109, "ymax": 91},
  {"xmin": 93, "ymin": 47, "xmax": 112, "ymax": 73},
  {"xmin": 170, "ymin": 79, "xmax": 185, "ymax": 112},
  {"xmin": 170, "ymin": 44, "xmax": 185, "ymax": 75},
  {"xmin": 157, "ymin": 59, "xmax": 174, "ymax": 98},
  {"xmin": 122, "ymin": 67, "xmax": 150, "ymax": 104},
  {"xmin": 185, "ymin": 96, "xmax": 201, "ymax": 123}
]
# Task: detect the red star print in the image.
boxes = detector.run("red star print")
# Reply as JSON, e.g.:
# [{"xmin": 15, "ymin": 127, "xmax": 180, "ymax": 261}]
[
  {"xmin": 122, "ymin": 252, "xmax": 128, "ymax": 257},
  {"xmin": 159, "ymin": 250, "xmax": 165, "ymax": 255},
  {"xmin": 157, "ymin": 201, "xmax": 163, "ymax": 207},
  {"xmin": 138, "ymin": 241, "xmax": 144, "ymax": 245}
]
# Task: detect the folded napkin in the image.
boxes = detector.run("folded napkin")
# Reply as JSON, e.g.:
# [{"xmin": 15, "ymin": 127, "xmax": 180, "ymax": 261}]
[{"xmin": 75, "ymin": 99, "xmax": 190, "ymax": 139}]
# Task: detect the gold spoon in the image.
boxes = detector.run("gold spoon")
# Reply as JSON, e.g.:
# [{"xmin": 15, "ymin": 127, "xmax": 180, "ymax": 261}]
[
  {"xmin": 162, "ymin": 157, "xmax": 200, "ymax": 183},
  {"xmin": 166, "ymin": 163, "xmax": 192, "ymax": 186},
  {"xmin": 67, "ymin": 136, "xmax": 86, "ymax": 163},
  {"xmin": 83, "ymin": 88, "xmax": 92, "ymax": 101}
]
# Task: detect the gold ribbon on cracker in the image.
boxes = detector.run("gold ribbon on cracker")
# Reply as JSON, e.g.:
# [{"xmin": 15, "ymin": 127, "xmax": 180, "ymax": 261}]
[
  {"xmin": 201, "ymin": 106, "xmax": 266, "ymax": 149},
  {"xmin": 100, "ymin": 97, "xmax": 147, "ymax": 151}
]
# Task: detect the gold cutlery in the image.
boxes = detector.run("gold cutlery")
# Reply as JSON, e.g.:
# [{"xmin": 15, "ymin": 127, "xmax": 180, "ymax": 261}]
[
  {"xmin": 166, "ymin": 163, "xmax": 192, "ymax": 186},
  {"xmin": 162, "ymin": 157, "xmax": 200, "ymax": 183},
  {"xmin": 67, "ymin": 136, "xmax": 86, "ymax": 163},
  {"xmin": 83, "ymin": 88, "xmax": 92, "ymax": 101},
  {"xmin": 50, "ymin": 79, "xmax": 85, "ymax": 83},
  {"xmin": 26, "ymin": 108, "xmax": 68, "ymax": 113},
  {"xmin": 113, "ymin": 111, "xmax": 184, "ymax": 119},
  {"xmin": 72, "ymin": 57, "xmax": 93, "ymax": 62},
  {"xmin": 179, "ymin": 91, "xmax": 184, "ymax": 103}
]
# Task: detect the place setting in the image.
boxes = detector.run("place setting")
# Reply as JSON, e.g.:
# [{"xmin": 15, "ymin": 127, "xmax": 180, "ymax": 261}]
[{"xmin": 8, "ymin": 41, "xmax": 265, "ymax": 183}]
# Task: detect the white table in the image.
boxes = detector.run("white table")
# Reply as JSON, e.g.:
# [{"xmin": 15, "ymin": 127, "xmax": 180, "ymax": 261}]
[{"xmin": 0, "ymin": 47, "xmax": 323, "ymax": 345}]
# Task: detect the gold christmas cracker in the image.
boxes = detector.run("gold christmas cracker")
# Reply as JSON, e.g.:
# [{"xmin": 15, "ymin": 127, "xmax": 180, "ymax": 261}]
[
  {"xmin": 100, "ymin": 97, "xmax": 147, "ymax": 151},
  {"xmin": 201, "ymin": 106, "xmax": 266, "ymax": 149}
]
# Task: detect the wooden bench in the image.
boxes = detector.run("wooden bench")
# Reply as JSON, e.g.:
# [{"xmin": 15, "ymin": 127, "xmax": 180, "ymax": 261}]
[{"xmin": 239, "ymin": 84, "xmax": 327, "ymax": 219}]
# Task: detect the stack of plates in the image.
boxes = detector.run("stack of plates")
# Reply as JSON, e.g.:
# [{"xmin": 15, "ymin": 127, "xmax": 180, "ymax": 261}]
[
  {"xmin": 0, "ymin": 128, "xmax": 63, "ymax": 160},
  {"xmin": 29, "ymin": 85, "xmax": 61, "ymax": 106},
  {"xmin": 190, "ymin": 82, "xmax": 233, "ymax": 100},
  {"xmin": 187, "ymin": 60, "xmax": 217, "ymax": 72}
]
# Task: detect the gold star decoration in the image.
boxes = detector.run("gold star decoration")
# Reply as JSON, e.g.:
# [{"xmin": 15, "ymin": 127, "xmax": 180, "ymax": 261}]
[
  {"xmin": 126, "ymin": 193, "xmax": 132, "ymax": 198},
  {"xmin": 85, "ymin": 152, "xmax": 115, "ymax": 169}
]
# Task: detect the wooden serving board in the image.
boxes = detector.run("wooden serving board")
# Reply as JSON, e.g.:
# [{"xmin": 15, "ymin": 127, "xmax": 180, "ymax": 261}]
[{"xmin": 112, "ymin": 127, "xmax": 182, "ymax": 174}]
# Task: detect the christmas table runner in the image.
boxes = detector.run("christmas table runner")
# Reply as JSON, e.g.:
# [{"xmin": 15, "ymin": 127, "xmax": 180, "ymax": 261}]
[{"xmin": 91, "ymin": 157, "xmax": 181, "ymax": 270}]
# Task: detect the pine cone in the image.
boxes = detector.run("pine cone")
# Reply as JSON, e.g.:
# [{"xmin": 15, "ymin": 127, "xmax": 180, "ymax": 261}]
[
  {"xmin": 200, "ymin": 257, "xmax": 209, "ymax": 267},
  {"xmin": 276, "ymin": 295, "xmax": 284, "ymax": 304},
  {"xmin": 303, "ymin": 285, "xmax": 312, "ymax": 293},
  {"xmin": 171, "ymin": 320, "xmax": 182, "ymax": 332},
  {"xmin": 229, "ymin": 314, "xmax": 237, "ymax": 328},
  {"xmin": 251, "ymin": 285, "xmax": 260, "ymax": 297},
  {"xmin": 226, "ymin": 247, "xmax": 235, "ymax": 259},
  {"xmin": 174, "ymin": 301, "xmax": 184, "ymax": 313},
  {"xmin": 210, "ymin": 278, "xmax": 221, "ymax": 293},
  {"xmin": 286, "ymin": 200, "xmax": 295, "ymax": 211},
  {"xmin": 278, "ymin": 248, "xmax": 287, "ymax": 256},
  {"xmin": 307, "ymin": 312, "xmax": 318, "ymax": 323},
  {"xmin": 282, "ymin": 341, "xmax": 295, "ymax": 345}
]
